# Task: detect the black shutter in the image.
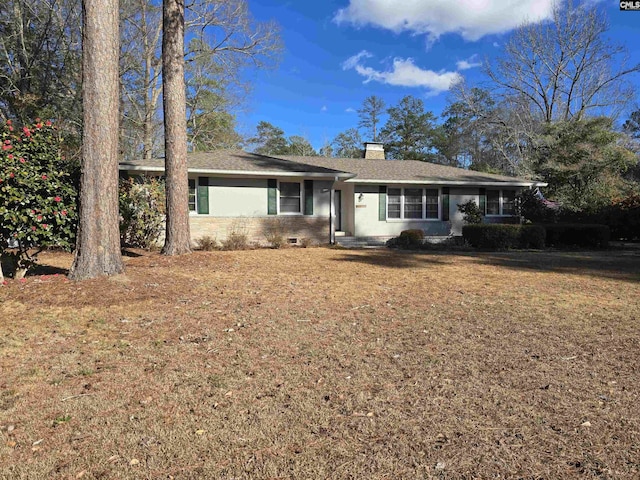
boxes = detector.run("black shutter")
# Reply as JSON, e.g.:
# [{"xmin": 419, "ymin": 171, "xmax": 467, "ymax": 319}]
[
  {"xmin": 304, "ymin": 180, "xmax": 313, "ymax": 215},
  {"xmin": 442, "ymin": 187, "xmax": 450, "ymax": 221},
  {"xmin": 197, "ymin": 177, "xmax": 209, "ymax": 214},
  {"xmin": 267, "ymin": 179, "xmax": 277, "ymax": 215}
]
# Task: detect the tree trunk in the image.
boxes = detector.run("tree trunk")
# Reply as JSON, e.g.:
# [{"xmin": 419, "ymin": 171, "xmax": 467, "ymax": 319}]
[
  {"xmin": 142, "ymin": 0, "xmax": 154, "ymax": 162},
  {"xmin": 161, "ymin": 0, "xmax": 191, "ymax": 255},
  {"xmin": 68, "ymin": 0, "xmax": 124, "ymax": 280}
]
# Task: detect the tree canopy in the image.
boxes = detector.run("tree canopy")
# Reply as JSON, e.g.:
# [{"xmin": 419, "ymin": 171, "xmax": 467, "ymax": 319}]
[{"xmin": 380, "ymin": 96, "xmax": 438, "ymax": 161}]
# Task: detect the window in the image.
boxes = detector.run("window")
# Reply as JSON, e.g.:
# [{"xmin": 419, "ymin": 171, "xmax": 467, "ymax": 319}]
[
  {"xmin": 386, "ymin": 187, "xmax": 439, "ymax": 220},
  {"xmin": 502, "ymin": 190, "xmax": 516, "ymax": 215},
  {"xmin": 404, "ymin": 188, "xmax": 423, "ymax": 219},
  {"xmin": 279, "ymin": 182, "xmax": 301, "ymax": 213},
  {"xmin": 486, "ymin": 190, "xmax": 500, "ymax": 215},
  {"xmin": 188, "ymin": 179, "xmax": 196, "ymax": 212},
  {"xmin": 388, "ymin": 188, "xmax": 401, "ymax": 219},
  {"xmin": 426, "ymin": 189, "xmax": 439, "ymax": 219},
  {"xmin": 486, "ymin": 189, "xmax": 517, "ymax": 216}
]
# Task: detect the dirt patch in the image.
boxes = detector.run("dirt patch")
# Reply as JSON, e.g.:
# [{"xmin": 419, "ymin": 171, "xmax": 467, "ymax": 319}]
[{"xmin": 1, "ymin": 248, "xmax": 639, "ymax": 478}]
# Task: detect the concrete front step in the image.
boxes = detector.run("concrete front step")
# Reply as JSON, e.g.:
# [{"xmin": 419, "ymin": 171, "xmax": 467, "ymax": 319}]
[
  {"xmin": 335, "ymin": 236, "xmax": 391, "ymax": 248},
  {"xmin": 336, "ymin": 235, "xmax": 455, "ymax": 248}
]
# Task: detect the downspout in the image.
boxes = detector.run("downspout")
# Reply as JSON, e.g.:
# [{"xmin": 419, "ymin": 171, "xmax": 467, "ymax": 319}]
[{"xmin": 329, "ymin": 176, "xmax": 337, "ymax": 244}]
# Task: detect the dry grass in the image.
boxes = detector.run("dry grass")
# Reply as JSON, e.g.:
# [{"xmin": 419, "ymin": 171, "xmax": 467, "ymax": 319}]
[{"xmin": 1, "ymin": 247, "xmax": 639, "ymax": 479}]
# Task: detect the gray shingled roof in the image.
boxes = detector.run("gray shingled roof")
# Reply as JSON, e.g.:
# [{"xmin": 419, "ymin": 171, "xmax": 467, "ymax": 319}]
[
  {"xmin": 119, "ymin": 149, "xmax": 543, "ymax": 186},
  {"xmin": 119, "ymin": 150, "xmax": 351, "ymax": 177},
  {"xmin": 276, "ymin": 155, "xmax": 541, "ymax": 185}
]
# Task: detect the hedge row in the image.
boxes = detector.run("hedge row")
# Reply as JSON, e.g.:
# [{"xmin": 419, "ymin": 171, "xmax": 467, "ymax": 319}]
[
  {"xmin": 462, "ymin": 224, "xmax": 609, "ymax": 250},
  {"xmin": 462, "ymin": 225, "xmax": 546, "ymax": 250},
  {"xmin": 542, "ymin": 224, "xmax": 610, "ymax": 248}
]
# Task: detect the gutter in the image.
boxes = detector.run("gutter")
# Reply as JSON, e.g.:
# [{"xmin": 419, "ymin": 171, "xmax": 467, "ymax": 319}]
[
  {"xmin": 119, "ymin": 164, "xmax": 356, "ymax": 181},
  {"xmin": 344, "ymin": 179, "xmax": 547, "ymax": 187}
]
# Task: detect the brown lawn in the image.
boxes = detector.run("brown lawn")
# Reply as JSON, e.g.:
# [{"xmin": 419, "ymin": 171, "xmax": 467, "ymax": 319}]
[{"xmin": 0, "ymin": 247, "xmax": 639, "ymax": 479}]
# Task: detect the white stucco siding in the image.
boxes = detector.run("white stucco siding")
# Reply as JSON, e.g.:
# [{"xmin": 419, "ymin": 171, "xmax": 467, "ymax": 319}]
[
  {"xmin": 206, "ymin": 178, "xmax": 268, "ymax": 217},
  {"xmin": 312, "ymin": 180, "xmax": 332, "ymax": 217},
  {"xmin": 190, "ymin": 176, "xmax": 334, "ymax": 218},
  {"xmin": 353, "ymin": 185, "xmax": 451, "ymax": 237}
]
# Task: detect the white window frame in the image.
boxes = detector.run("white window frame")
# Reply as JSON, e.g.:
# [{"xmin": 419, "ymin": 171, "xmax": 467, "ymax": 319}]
[
  {"xmin": 386, "ymin": 186, "xmax": 440, "ymax": 221},
  {"xmin": 485, "ymin": 189, "xmax": 517, "ymax": 217},
  {"xmin": 278, "ymin": 180, "xmax": 304, "ymax": 215}
]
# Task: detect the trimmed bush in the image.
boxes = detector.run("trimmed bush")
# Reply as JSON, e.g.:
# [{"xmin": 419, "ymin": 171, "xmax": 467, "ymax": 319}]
[
  {"xmin": 386, "ymin": 229, "xmax": 424, "ymax": 249},
  {"xmin": 400, "ymin": 229, "xmax": 424, "ymax": 241},
  {"xmin": 603, "ymin": 193, "xmax": 640, "ymax": 241},
  {"xmin": 543, "ymin": 224, "xmax": 609, "ymax": 248},
  {"xmin": 462, "ymin": 224, "xmax": 546, "ymax": 250},
  {"xmin": 463, "ymin": 224, "xmax": 520, "ymax": 250},
  {"xmin": 519, "ymin": 225, "xmax": 546, "ymax": 249}
]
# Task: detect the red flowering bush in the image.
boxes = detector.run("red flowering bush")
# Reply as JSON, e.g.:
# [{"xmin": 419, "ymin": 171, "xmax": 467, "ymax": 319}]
[{"xmin": 0, "ymin": 120, "xmax": 77, "ymax": 279}]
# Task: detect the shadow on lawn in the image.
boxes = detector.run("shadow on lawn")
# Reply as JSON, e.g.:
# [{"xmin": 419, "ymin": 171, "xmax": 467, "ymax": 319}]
[
  {"xmin": 475, "ymin": 250, "xmax": 640, "ymax": 283},
  {"xmin": 332, "ymin": 249, "xmax": 449, "ymax": 269},
  {"xmin": 333, "ymin": 249, "xmax": 640, "ymax": 283},
  {"xmin": 28, "ymin": 263, "xmax": 69, "ymax": 276},
  {"xmin": 0, "ymin": 257, "xmax": 68, "ymax": 278}
]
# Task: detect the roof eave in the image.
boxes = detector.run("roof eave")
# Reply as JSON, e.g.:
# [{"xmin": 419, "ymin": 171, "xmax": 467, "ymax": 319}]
[
  {"xmin": 343, "ymin": 178, "xmax": 547, "ymax": 187},
  {"xmin": 118, "ymin": 164, "xmax": 356, "ymax": 180}
]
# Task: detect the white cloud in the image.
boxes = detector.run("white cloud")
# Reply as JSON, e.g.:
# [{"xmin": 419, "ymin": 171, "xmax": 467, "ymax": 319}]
[
  {"xmin": 341, "ymin": 50, "xmax": 373, "ymax": 70},
  {"xmin": 345, "ymin": 107, "xmax": 356, "ymax": 113},
  {"xmin": 343, "ymin": 51, "xmax": 462, "ymax": 95},
  {"xmin": 334, "ymin": 0, "xmax": 555, "ymax": 42},
  {"xmin": 456, "ymin": 54, "xmax": 481, "ymax": 71},
  {"xmin": 493, "ymin": 42, "xmax": 500, "ymax": 48},
  {"xmin": 321, "ymin": 105, "xmax": 328, "ymax": 112}
]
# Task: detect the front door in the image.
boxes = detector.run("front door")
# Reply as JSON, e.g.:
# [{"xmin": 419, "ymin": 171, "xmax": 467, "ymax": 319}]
[
  {"xmin": 450, "ymin": 189, "xmax": 478, "ymax": 235},
  {"xmin": 334, "ymin": 190, "xmax": 342, "ymax": 231}
]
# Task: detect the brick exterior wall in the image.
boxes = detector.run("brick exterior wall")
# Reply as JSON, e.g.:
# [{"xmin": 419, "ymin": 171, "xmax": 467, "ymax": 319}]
[{"xmin": 190, "ymin": 216, "xmax": 330, "ymax": 246}]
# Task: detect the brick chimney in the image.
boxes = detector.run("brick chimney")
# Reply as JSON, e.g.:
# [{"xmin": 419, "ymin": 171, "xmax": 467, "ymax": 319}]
[{"xmin": 363, "ymin": 142, "xmax": 385, "ymax": 159}]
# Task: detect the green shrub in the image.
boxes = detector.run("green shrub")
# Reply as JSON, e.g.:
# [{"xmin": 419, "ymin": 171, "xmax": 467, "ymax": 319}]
[
  {"xmin": 195, "ymin": 235, "xmax": 218, "ymax": 251},
  {"xmin": 457, "ymin": 200, "xmax": 483, "ymax": 224},
  {"xmin": 543, "ymin": 224, "xmax": 609, "ymax": 248},
  {"xmin": 401, "ymin": 229, "xmax": 424, "ymax": 240},
  {"xmin": 396, "ymin": 229, "xmax": 424, "ymax": 249},
  {"xmin": 463, "ymin": 224, "xmax": 520, "ymax": 250},
  {"xmin": 603, "ymin": 193, "xmax": 640, "ymax": 241},
  {"xmin": 0, "ymin": 120, "xmax": 77, "ymax": 279},
  {"xmin": 386, "ymin": 229, "xmax": 425, "ymax": 249},
  {"xmin": 519, "ymin": 225, "xmax": 546, "ymax": 249},
  {"xmin": 119, "ymin": 177, "xmax": 165, "ymax": 249},
  {"xmin": 518, "ymin": 189, "xmax": 558, "ymax": 223}
]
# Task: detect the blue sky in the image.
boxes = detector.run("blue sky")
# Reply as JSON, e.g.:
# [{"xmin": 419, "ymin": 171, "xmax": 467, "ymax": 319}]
[{"xmin": 236, "ymin": 0, "xmax": 640, "ymax": 151}]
